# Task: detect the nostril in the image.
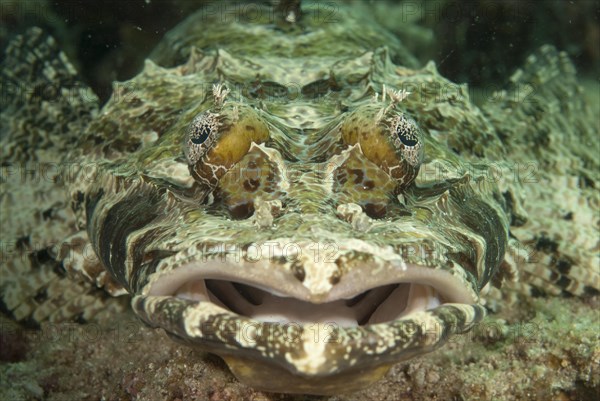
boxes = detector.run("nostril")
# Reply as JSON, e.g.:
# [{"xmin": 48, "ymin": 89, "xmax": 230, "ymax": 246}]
[
  {"xmin": 363, "ymin": 202, "xmax": 387, "ymax": 218},
  {"xmin": 291, "ymin": 262, "xmax": 305, "ymax": 282},
  {"xmin": 362, "ymin": 180, "xmax": 374, "ymax": 190}
]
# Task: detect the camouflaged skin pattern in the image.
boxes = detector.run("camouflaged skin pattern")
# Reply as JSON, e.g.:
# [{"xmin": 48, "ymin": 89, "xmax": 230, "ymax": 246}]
[
  {"xmin": 1, "ymin": 3, "xmax": 598, "ymax": 395},
  {"xmin": 0, "ymin": 28, "xmax": 129, "ymax": 324}
]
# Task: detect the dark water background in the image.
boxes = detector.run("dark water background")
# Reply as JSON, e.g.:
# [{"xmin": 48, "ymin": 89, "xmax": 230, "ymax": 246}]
[{"xmin": 1, "ymin": 0, "xmax": 598, "ymax": 104}]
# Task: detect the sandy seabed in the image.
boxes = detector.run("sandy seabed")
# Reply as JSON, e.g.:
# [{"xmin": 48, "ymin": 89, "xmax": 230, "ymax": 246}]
[{"xmin": 1, "ymin": 294, "xmax": 598, "ymax": 401}]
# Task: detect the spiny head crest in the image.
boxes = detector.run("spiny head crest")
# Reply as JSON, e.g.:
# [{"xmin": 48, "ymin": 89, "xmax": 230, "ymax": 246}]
[
  {"xmin": 374, "ymin": 85, "xmax": 412, "ymax": 122},
  {"xmin": 212, "ymin": 83, "xmax": 230, "ymax": 108}
]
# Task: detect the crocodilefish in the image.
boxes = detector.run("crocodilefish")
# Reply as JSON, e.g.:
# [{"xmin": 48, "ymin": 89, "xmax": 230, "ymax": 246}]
[{"xmin": 1, "ymin": 1, "xmax": 598, "ymax": 395}]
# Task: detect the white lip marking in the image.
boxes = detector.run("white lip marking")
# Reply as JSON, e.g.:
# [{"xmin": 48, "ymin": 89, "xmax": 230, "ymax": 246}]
[{"xmin": 284, "ymin": 323, "xmax": 334, "ymax": 375}]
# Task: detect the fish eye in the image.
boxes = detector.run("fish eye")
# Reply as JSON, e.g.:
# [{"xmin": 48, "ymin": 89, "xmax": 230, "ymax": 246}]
[
  {"xmin": 340, "ymin": 106, "xmax": 424, "ymax": 191},
  {"xmin": 190, "ymin": 124, "xmax": 212, "ymax": 145},
  {"xmin": 390, "ymin": 114, "xmax": 423, "ymax": 168},
  {"xmin": 396, "ymin": 124, "xmax": 419, "ymax": 147},
  {"xmin": 398, "ymin": 132, "xmax": 418, "ymax": 147},
  {"xmin": 185, "ymin": 104, "xmax": 270, "ymax": 190},
  {"xmin": 186, "ymin": 111, "xmax": 220, "ymax": 165}
]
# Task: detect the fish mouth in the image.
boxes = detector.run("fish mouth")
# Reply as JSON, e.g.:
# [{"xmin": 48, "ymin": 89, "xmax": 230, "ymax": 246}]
[
  {"xmin": 144, "ymin": 260, "xmax": 477, "ymax": 328},
  {"xmin": 134, "ymin": 257, "xmax": 484, "ymax": 392},
  {"xmin": 177, "ymin": 280, "xmax": 440, "ymax": 327}
]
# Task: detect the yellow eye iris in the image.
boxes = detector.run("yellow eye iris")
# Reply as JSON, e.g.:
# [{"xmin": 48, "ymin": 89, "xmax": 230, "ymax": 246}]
[
  {"xmin": 340, "ymin": 104, "xmax": 424, "ymax": 191},
  {"xmin": 186, "ymin": 104, "xmax": 270, "ymax": 189}
]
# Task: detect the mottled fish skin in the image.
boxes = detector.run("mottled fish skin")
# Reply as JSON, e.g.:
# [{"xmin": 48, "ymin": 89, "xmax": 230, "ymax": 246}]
[{"xmin": 1, "ymin": 3, "xmax": 598, "ymax": 396}]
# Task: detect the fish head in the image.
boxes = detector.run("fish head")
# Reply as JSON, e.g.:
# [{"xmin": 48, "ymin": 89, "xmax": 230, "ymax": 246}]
[{"xmin": 72, "ymin": 5, "xmax": 510, "ymax": 394}]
